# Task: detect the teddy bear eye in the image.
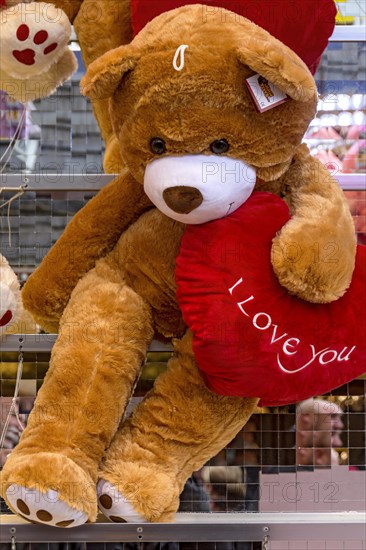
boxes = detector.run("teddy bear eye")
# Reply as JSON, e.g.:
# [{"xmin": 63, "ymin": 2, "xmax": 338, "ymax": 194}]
[
  {"xmin": 210, "ymin": 139, "xmax": 230, "ymax": 155},
  {"xmin": 150, "ymin": 137, "xmax": 167, "ymax": 155}
]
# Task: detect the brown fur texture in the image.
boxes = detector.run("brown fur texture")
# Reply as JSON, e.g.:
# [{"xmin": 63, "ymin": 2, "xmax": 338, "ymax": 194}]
[
  {"xmin": 102, "ymin": 332, "xmax": 258, "ymax": 522},
  {"xmin": 272, "ymin": 145, "xmax": 356, "ymax": 302},
  {"xmin": 1, "ymin": 4, "xmax": 356, "ymax": 526}
]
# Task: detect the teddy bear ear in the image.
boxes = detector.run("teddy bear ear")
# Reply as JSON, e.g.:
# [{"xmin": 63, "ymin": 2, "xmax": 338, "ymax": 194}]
[
  {"xmin": 236, "ymin": 36, "xmax": 317, "ymax": 102},
  {"xmin": 81, "ymin": 45, "xmax": 140, "ymax": 100}
]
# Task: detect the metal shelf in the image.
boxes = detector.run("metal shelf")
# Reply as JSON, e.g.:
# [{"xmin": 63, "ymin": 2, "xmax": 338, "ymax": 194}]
[
  {"xmin": 0, "ymin": 334, "xmax": 173, "ymax": 353},
  {"xmin": 0, "ymin": 513, "xmax": 365, "ymax": 543},
  {"xmin": 1, "ymin": 26, "xmax": 365, "ymax": 545},
  {"xmin": 335, "ymin": 174, "xmax": 366, "ymax": 190},
  {"xmin": 331, "ymin": 25, "xmax": 366, "ymax": 42},
  {"xmin": 0, "ymin": 173, "xmax": 365, "ymax": 191},
  {"xmin": 0, "ymin": 173, "xmax": 115, "ymax": 192}
]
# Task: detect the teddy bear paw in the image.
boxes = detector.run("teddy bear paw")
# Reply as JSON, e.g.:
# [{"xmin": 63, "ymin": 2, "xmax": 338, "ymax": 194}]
[
  {"xmin": 0, "ymin": 285, "xmax": 16, "ymax": 332},
  {"xmin": 5, "ymin": 484, "xmax": 88, "ymax": 527},
  {"xmin": 0, "ymin": 2, "xmax": 72, "ymax": 79},
  {"xmin": 97, "ymin": 479, "xmax": 147, "ymax": 523}
]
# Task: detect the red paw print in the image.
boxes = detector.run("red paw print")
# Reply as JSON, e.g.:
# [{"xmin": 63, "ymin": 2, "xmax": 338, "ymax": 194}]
[
  {"xmin": 0, "ymin": 309, "xmax": 13, "ymax": 327},
  {"xmin": 12, "ymin": 24, "xmax": 58, "ymax": 66}
]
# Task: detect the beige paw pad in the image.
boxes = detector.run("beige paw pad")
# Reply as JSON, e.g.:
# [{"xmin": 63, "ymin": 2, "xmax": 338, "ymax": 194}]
[
  {"xmin": 97, "ymin": 479, "xmax": 146, "ymax": 524},
  {"xmin": 6, "ymin": 484, "xmax": 88, "ymax": 528},
  {"xmin": 0, "ymin": 2, "xmax": 71, "ymax": 78}
]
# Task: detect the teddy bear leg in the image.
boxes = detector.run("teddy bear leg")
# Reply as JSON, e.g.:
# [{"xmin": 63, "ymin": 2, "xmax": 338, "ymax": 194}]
[
  {"xmin": 98, "ymin": 332, "xmax": 258, "ymax": 523},
  {"xmin": 1, "ymin": 257, "xmax": 153, "ymax": 527}
]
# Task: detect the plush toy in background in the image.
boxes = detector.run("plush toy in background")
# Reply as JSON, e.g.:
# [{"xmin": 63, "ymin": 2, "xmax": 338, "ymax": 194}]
[
  {"xmin": 0, "ymin": 254, "xmax": 20, "ymax": 334},
  {"xmin": 1, "ymin": 0, "xmax": 364, "ymax": 529},
  {"xmin": 0, "ymin": 254, "xmax": 36, "ymax": 335},
  {"xmin": 0, "ymin": 0, "xmax": 77, "ymax": 102}
]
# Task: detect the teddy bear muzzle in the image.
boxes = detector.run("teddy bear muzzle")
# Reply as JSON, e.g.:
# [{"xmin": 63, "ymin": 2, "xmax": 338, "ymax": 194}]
[{"xmin": 144, "ymin": 154, "xmax": 257, "ymax": 224}]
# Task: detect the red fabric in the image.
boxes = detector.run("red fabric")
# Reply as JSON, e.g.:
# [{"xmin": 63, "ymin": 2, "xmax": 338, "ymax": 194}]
[
  {"xmin": 175, "ymin": 193, "xmax": 366, "ymax": 407},
  {"xmin": 0, "ymin": 0, "xmax": 7, "ymax": 6},
  {"xmin": 130, "ymin": 0, "xmax": 336, "ymax": 74},
  {"xmin": 0, "ymin": 310, "xmax": 12, "ymax": 327}
]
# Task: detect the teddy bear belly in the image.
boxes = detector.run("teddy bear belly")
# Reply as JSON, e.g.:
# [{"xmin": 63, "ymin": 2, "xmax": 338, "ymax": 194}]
[{"xmin": 111, "ymin": 208, "xmax": 187, "ymax": 339}]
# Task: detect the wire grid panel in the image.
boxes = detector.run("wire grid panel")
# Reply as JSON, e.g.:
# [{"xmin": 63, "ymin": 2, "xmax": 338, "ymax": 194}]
[
  {"xmin": 0, "ymin": 189, "xmax": 96, "ymax": 274},
  {"xmin": 1, "ymin": 350, "xmax": 365, "ymax": 501},
  {"xmin": 0, "ymin": 35, "xmax": 366, "ymax": 550}
]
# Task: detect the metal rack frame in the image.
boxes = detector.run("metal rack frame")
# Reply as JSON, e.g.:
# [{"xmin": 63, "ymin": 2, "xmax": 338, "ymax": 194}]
[
  {"xmin": 332, "ymin": 25, "xmax": 366, "ymax": 41},
  {"xmin": 1, "ymin": 513, "xmax": 365, "ymax": 543},
  {"xmin": 1, "ymin": 173, "xmax": 365, "ymax": 191},
  {"xmin": 0, "ymin": 334, "xmax": 173, "ymax": 352},
  {"xmin": 1, "ymin": 173, "xmax": 364, "ymax": 355},
  {"xmin": 1, "ymin": 174, "xmax": 366, "ymax": 543},
  {"xmin": 1, "ymin": 18, "xmax": 365, "ymax": 534}
]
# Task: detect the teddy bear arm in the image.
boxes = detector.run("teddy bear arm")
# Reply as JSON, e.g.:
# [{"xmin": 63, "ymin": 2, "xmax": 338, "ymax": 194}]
[
  {"xmin": 22, "ymin": 171, "xmax": 152, "ymax": 332},
  {"xmin": 98, "ymin": 331, "xmax": 258, "ymax": 522},
  {"xmin": 73, "ymin": 0, "xmax": 132, "ymax": 145},
  {"xmin": 272, "ymin": 145, "xmax": 356, "ymax": 303}
]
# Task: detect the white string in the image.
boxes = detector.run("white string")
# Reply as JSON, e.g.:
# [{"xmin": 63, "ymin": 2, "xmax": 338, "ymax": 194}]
[
  {"xmin": 0, "ymin": 100, "xmax": 28, "ymax": 453},
  {"xmin": 0, "ymin": 104, "xmax": 28, "ymax": 174},
  {"xmin": 173, "ymin": 45, "xmax": 189, "ymax": 71},
  {"xmin": 0, "ymin": 185, "xmax": 28, "ymax": 247},
  {"xmin": 0, "ymin": 350, "xmax": 25, "ymax": 454}
]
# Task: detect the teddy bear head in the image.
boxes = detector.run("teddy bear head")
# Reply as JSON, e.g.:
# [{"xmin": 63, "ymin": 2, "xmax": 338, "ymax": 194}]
[{"xmin": 82, "ymin": 5, "xmax": 318, "ymax": 224}]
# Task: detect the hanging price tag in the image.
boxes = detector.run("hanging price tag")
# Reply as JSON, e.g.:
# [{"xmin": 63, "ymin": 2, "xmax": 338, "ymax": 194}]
[{"xmin": 245, "ymin": 74, "xmax": 289, "ymax": 113}]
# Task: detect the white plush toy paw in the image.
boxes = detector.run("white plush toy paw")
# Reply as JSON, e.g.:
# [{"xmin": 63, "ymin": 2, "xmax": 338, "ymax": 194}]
[
  {"xmin": 6, "ymin": 484, "xmax": 88, "ymax": 527},
  {"xmin": 97, "ymin": 479, "xmax": 147, "ymax": 523},
  {"xmin": 0, "ymin": 281, "xmax": 16, "ymax": 330},
  {"xmin": 0, "ymin": 2, "xmax": 72, "ymax": 79},
  {"xmin": 0, "ymin": 254, "xmax": 21, "ymax": 334}
]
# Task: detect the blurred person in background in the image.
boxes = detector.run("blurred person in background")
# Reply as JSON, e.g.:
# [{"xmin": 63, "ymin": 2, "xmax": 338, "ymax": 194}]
[{"xmin": 296, "ymin": 398, "xmax": 344, "ymax": 467}]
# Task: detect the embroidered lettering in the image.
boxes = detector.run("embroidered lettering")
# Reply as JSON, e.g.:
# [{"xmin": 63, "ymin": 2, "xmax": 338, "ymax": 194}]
[{"xmin": 228, "ymin": 278, "xmax": 356, "ymax": 374}]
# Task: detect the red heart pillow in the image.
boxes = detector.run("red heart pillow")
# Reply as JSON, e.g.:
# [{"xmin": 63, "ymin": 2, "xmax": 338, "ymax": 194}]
[
  {"xmin": 130, "ymin": 0, "xmax": 336, "ymax": 74},
  {"xmin": 175, "ymin": 192, "xmax": 366, "ymax": 407}
]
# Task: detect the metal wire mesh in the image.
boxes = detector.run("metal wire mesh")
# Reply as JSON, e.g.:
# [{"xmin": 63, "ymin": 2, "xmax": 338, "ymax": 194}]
[{"xmin": 0, "ymin": 34, "xmax": 365, "ymax": 550}]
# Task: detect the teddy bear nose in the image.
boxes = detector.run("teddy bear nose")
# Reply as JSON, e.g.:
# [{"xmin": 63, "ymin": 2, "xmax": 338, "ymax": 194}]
[{"xmin": 163, "ymin": 186, "xmax": 203, "ymax": 214}]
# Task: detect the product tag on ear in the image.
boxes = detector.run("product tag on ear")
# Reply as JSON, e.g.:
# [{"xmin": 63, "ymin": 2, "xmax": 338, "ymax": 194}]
[{"xmin": 245, "ymin": 74, "xmax": 289, "ymax": 113}]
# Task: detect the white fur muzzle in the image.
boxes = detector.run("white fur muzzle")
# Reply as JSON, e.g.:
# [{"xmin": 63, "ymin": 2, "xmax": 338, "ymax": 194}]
[{"xmin": 144, "ymin": 154, "xmax": 256, "ymax": 224}]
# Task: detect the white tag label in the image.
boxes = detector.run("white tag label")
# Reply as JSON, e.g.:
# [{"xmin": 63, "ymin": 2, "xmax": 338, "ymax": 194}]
[{"xmin": 245, "ymin": 74, "xmax": 289, "ymax": 113}]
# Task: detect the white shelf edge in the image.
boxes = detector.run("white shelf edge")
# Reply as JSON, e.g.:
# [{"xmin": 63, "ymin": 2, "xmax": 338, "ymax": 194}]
[
  {"xmin": 0, "ymin": 512, "xmax": 365, "ymax": 543},
  {"xmin": 331, "ymin": 25, "xmax": 366, "ymax": 41}
]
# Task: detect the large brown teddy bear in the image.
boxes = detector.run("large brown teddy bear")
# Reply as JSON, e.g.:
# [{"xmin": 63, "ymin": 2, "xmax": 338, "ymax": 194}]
[{"xmin": 0, "ymin": 1, "xmax": 359, "ymax": 528}]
